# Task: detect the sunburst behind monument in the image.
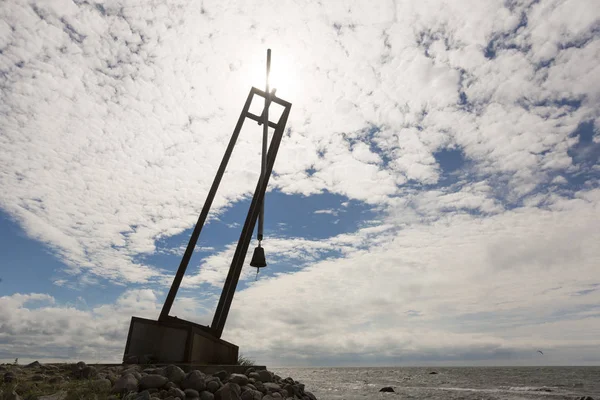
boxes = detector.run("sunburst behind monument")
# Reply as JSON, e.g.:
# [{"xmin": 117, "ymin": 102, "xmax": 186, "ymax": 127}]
[{"xmin": 123, "ymin": 49, "xmax": 291, "ymax": 366}]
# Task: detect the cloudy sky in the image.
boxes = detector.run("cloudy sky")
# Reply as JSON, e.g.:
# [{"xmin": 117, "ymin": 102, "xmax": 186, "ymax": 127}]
[{"xmin": 1, "ymin": 0, "xmax": 599, "ymax": 367}]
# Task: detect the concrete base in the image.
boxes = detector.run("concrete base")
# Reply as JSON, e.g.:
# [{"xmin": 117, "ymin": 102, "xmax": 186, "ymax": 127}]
[{"xmin": 123, "ymin": 316, "xmax": 239, "ymax": 365}]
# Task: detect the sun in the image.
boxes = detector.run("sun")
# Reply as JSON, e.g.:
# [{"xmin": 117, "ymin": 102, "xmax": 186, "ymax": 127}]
[{"xmin": 244, "ymin": 47, "xmax": 302, "ymax": 104}]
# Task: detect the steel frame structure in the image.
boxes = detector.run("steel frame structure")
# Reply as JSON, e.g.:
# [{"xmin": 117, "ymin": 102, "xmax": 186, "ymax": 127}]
[{"xmin": 158, "ymin": 86, "xmax": 291, "ymax": 339}]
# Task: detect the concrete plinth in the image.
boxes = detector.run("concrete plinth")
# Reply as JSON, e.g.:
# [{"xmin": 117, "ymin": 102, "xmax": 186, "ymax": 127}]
[{"xmin": 123, "ymin": 316, "xmax": 239, "ymax": 365}]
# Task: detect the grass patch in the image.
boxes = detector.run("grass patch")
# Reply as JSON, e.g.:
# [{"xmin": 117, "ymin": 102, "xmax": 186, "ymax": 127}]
[
  {"xmin": 237, "ymin": 354, "xmax": 256, "ymax": 366},
  {"xmin": 0, "ymin": 365, "xmax": 114, "ymax": 400}
]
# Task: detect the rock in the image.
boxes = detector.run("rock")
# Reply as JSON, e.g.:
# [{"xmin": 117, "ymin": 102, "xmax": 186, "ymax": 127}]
[
  {"xmin": 159, "ymin": 365, "xmax": 186, "ymax": 384},
  {"xmin": 240, "ymin": 390, "xmax": 262, "ymax": 400},
  {"xmin": 139, "ymin": 374, "xmax": 169, "ymax": 390},
  {"xmin": 264, "ymin": 383, "xmax": 281, "ymax": 392},
  {"xmin": 253, "ymin": 381, "xmax": 266, "ymax": 394},
  {"xmin": 167, "ymin": 388, "xmax": 185, "ymax": 399},
  {"xmin": 282, "ymin": 385, "xmax": 294, "ymax": 397},
  {"xmin": 200, "ymin": 391, "xmax": 214, "ymax": 400},
  {"xmin": 379, "ymin": 386, "xmax": 395, "ymax": 392},
  {"xmin": 429, "ymin": 371, "xmax": 438, "ymax": 375},
  {"xmin": 243, "ymin": 368, "xmax": 255, "ymax": 377},
  {"xmin": 184, "ymin": 388, "xmax": 200, "ymax": 398},
  {"xmin": 256, "ymin": 370, "xmax": 272, "ymax": 383},
  {"xmin": 127, "ymin": 391, "xmax": 151, "ymax": 400},
  {"xmin": 273, "ymin": 375, "xmax": 282, "ymax": 382},
  {"xmin": 164, "ymin": 382, "xmax": 179, "ymax": 390},
  {"xmin": 4, "ymin": 371, "xmax": 16, "ymax": 383},
  {"xmin": 271, "ymin": 393, "xmax": 282, "ymax": 399},
  {"xmin": 207, "ymin": 380, "xmax": 221, "ymax": 393},
  {"xmin": 26, "ymin": 361, "xmax": 41, "ymax": 368},
  {"xmin": 143, "ymin": 368, "xmax": 157, "ymax": 374},
  {"xmin": 261, "ymin": 396, "xmax": 276, "ymax": 400},
  {"xmin": 213, "ymin": 370, "xmax": 229, "ymax": 382},
  {"xmin": 31, "ymin": 373, "xmax": 46, "ymax": 381},
  {"xmin": 579, "ymin": 397, "xmax": 594, "ymax": 400},
  {"xmin": 229, "ymin": 374, "xmax": 249, "ymax": 386},
  {"xmin": 248, "ymin": 372, "xmax": 260, "ymax": 381},
  {"xmin": 112, "ymin": 373, "xmax": 139, "ymax": 394},
  {"xmin": 94, "ymin": 378, "xmax": 112, "ymax": 390},
  {"xmin": 107, "ymin": 396, "xmax": 119, "ymax": 400},
  {"xmin": 182, "ymin": 370, "xmax": 207, "ymax": 392},
  {"xmin": 122, "ymin": 367, "xmax": 142, "ymax": 375},
  {"xmin": 214, "ymin": 383, "xmax": 241, "ymax": 400},
  {"xmin": 245, "ymin": 384, "xmax": 256, "ymax": 391},
  {"xmin": 305, "ymin": 391, "xmax": 317, "ymax": 400}
]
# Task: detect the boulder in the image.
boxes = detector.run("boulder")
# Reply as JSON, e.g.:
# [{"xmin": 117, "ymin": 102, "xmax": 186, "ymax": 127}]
[
  {"xmin": 207, "ymin": 380, "xmax": 221, "ymax": 393},
  {"xmin": 264, "ymin": 382, "xmax": 281, "ymax": 392},
  {"xmin": 243, "ymin": 368, "xmax": 255, "ymax": 377},
  {"xmin": 213, "ymin": 370, "xmax": 229, "ymax": 382},
  {"xmin": 112, "ymin": 373, "xmax": 139, "ymax": 394},
  {"xmin": 271, "ymin": 393, "xmax": 283, "ymax": 399},
  {"xmin": 429, "ymin": 371, "xmax": 438, "ymax": 375},
  {"xmin": 240, "ymin": 390, "xmax": 262, "ymax": 400},
  {"xmin": 159, "ymin": 365, "xmax": 186, "ymax": 384},
  {"xmin": 305, "ymin": 391, "xmax": 317, "ymax": 400},
  {"xmin": 164, "ymin": 382, "xmax": 178, "ymax": 390},
  {"xmin": 256, "ymin": 370, "xmax": 272, "ymax": 383},
  {"xmin": 182, "ymin": 370, "xmax": 207, "ymax": 392},
  {"xmin": 139, "ymin": 374, "xmax": 169, "ymax": 390},
  {"xmin": 253, "ymin": 381, "xmax": 266, "ymax": 394},
  {"xmin": 167, "ymin": 387, "xmax": 185, "ymax": 399},
  {"xmin": 214, "ymin": 382, "xmax": 241, "ymax": 400},
  {"xmin": 126, "ymin": 391, "xmax": 151, "ymax": 400},
  {"xmin": 228, "ymin": 374, "xmax": 249, "ymax": 386},
  {"xmin": 94, "ymin": 378, "xmax": 113, "ymax": 390},
  {"xmin": 200, "ymin": 391, "xmax": 215, "ymax": 400},
  {"xmin": 184, "ymin": 388, "xmax": 200, "ymax": 398},
  {"xmin": 379, "ymin": 386, "xmax": 395, "ymax": 392},
  {"xmin": 248, "ymin": 372, "xmax": 260, "ymax": 382}
]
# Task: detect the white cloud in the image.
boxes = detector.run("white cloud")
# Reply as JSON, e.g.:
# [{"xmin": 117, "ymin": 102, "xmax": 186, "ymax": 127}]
[{"xmin": 0, "ymin": 0, "xmax": 599, "ymax": 366}]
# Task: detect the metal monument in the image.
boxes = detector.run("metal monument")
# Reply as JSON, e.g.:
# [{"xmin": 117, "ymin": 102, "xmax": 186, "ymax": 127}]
[{"xmin": 124, "ymin": 49, "xmax": 291, "ymax": 365}]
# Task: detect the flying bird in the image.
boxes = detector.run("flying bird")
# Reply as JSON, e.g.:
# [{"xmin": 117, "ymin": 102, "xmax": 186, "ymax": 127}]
[{"xmin": 537, "ymin": 350, "xmax": 544, "ymax": 355}]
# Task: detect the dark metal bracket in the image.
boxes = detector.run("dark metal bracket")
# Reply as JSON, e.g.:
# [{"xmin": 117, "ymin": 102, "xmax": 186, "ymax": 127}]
[{"xmin": 158, "ymin": 86, "xmax": 292, "ymax": 339}]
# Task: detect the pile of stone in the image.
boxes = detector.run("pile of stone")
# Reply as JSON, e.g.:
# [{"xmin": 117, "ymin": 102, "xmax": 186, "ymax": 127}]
[
  {"xmin": 108, "ymin": 364, "xmax": 318, "ymax": 400},
  {"xmin": 1, "ymin": 361, "xmax": 319, "ymax": 400}
]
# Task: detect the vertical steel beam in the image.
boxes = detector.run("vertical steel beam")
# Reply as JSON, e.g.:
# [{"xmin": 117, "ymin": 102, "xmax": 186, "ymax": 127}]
[
  {"xmin": 158, "ymin": 90, "xmax": 255, "ymax": 322},
  {"xmin": 211, "ymin": 101, "xmax": 291, "ymax": 338}
]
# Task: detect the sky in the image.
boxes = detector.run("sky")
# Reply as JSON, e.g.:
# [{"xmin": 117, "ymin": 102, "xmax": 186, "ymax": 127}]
[{"xmin": 0, "ymin": 0, "xmax": 599, "ymax": 367}]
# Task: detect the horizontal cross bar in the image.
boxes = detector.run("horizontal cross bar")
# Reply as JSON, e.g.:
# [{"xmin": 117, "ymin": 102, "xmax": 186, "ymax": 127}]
[{"xmin": 246, "ymin": 112, "xmax": 278, "ymax": 128}]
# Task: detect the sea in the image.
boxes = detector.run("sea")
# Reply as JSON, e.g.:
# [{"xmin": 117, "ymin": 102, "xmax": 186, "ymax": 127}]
[{"xmin": 270, "ymin": 367, "xmax": 600, "ymax": 400}]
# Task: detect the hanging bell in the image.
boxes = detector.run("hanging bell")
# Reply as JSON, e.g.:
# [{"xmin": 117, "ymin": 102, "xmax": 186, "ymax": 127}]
[{"xmin": 250, "ymin": 245, "xmax": 267, "ymax": 269}]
